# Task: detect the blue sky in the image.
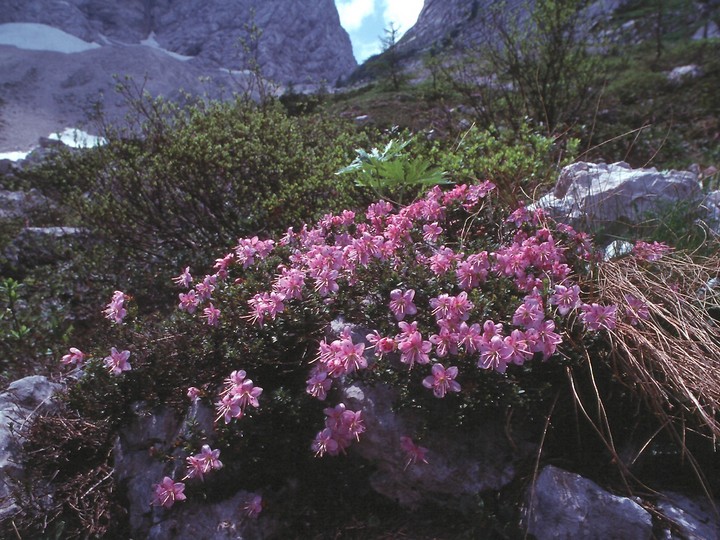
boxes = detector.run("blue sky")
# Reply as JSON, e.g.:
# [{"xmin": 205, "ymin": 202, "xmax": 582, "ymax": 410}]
[{"xmin": 334, "ymin": 0, "xmax": 424, "ymax": 63}]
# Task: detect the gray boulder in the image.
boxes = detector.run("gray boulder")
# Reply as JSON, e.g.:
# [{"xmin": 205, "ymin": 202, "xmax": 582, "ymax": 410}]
[
  {"xmin": 657, "ymin": 491, "xmax": 720, "ymax": 540},
  {"xmin": 692, "ymin": 20, "xmax": 720, "ymax": 40},
  {"xmin": 1, "ymin": 227, "xmax": 89, "ymax": 273},
  {"xmin": 0, "ymin": 376, "xmax": 63, "ymax": 521},
  {"xmin": 342, "ymin": 381, "xmax": 535, "ymax": 509},
  {"xmin": 0, "ymin": 189, "xmax": 54, "ymax": 221},
  {"xmin": 536, "ymin": 161, "xmax": 702, "ymax": 233},
  {"xmin": 668, "ymin": 64, "xmax": 703, "ymax": 83},
  {"xmin": 115, "ymin": 401, "xmax": 275, "ymax": 539},
  {"xmin": 524, "ymin": 465, "xmax": 653, "ymax": 539}
]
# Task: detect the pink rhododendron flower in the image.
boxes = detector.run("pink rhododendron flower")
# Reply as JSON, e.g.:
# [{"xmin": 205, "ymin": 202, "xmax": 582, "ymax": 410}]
[
  {"xmin": 512, "ymin": 297, "xmax": 545, "ymax": 329},
  {"xmin": 306, "ymin": 369, "xmax": 332, "ymax": 400},
  {"xmin": 531, "ymin": 320, "xmax": 563, "ymax": 359},
  {"xmin": 244, "ymin": 494, "xmax": 263, "ymax": 519},
  {"xmin": 195, "ymin": 275, "xmax": 216, "ymax": 300},
  {"xmin": 624, "ymin": 294, "xmax": 650, "ymax": 325},
  {"xmin": 202, "ymin": 303, "xmax": 221, "ymax": 326},
  {"xmin": 185, "ymin": 444, "xmax": 223, "ymax": 481},
  {"xmin": 580, "ymin": 303, "xmax": 617, "ymax": 331},
  {"xmin": 504, "ymin": 329, "xmax": 533, "ymax": 366},
  {"xmin": 61, "ymin": 347, "xmax": 85, "ymax": 367},
  {"xmin": 400, "ymin": 436, "xmax": 429, "ymax": 469},
  {"xmin": 422, "ymin": 363, "xmax": 461, "ymax": 398},
  {"xmin": 172, "ymin": 267, "xmax": 193, "ymax": 288},
  {"xmin": 312, "ymin": 427, "xmax": 340, "ymax": 457},
  {"xmin": 216, "ymin": 371, "xmax": 262, "ymax": 424},
  {"xmin": 366, "ymin": 331, "xmax": 396, "ymax": 358},
  {"xmin": 422, "ymin": 222, "xmax": 443, "ymax": 243},
  {"xmin": 151, "ymin": 477, "xmax": 186, "ymax": 509},
  {"xmin": 550, "ymin": 284, "xmax": 582, "ymax": 316},
  {"xmin": 178, "ymin": 290, "xmax": 200, "ymax": 314},
  {"xmin": 103, "ymin": 290, "xmax": 128, "ymax": 323},
  {"xmin": 479, "ymin": 335, "xmax": 512, "ymax": 373},
  {"xmin": 396, "ymin": 321, "xmax": 432, "ymax": 368},
  {"xmin": 633, "ymin": 240, "xmax": 672, "ymax": 262},
  {"xmin": 104, "ymin": 347, "xmax": 131, "ymax": 375},
  {"xmin": 312, "ymin": 403, "xmax": 365, "ymax": 457},
  {"xmin": 389, "ymin": 289, "xmax": 418, "ymax": 321}
]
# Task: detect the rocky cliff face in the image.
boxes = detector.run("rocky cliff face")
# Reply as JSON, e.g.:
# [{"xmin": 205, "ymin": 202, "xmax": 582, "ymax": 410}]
[
  {"xmin": 0, "ymin": 0, "xmax": 356, "ymax": 152},
  {"xmin": 1, "ymin": 0, "xmax": 355, "ymax": 84}
]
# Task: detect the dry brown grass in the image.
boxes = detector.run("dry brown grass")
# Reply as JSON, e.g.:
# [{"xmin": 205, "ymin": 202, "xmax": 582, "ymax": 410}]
[{"xmin": 596, "ymin": 251, "xmax": 720, "ymax": 440}]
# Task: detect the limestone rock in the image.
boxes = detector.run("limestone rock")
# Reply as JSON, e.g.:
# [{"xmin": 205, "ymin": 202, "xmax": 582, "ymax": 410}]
[
  {"xmin": 1, "ymin": 227, "xmax": 89, "ymax": 274},
  {"xmin": 0, "ymin": 189, "xmax": 54, "ymax": 221},
  {"xmin": 535, "ymin": 161, "xmax": 702, "ymax": 233},
  {"xmin": 524, "ymin": 465, "xmax": 653, "ymax": 539},
  {"xmin": 342, "ymin": 381, "xmax": 535, "ymax": 509},
  {"xmin": 0, "ymin": 376, "xmax": 63, "ymax": 521},
  {"xmin": 668, "ymin": 64, "xmax": 703, "ymax": 83},
  {"xmin": 0, "ymin": 0, "xmax": 355, "ymax": 152},
  {"xmin": 113, "ymin": 401, "xmax": 274, "ymax": 539},
  {"xmin": 657, "ymin": 492, "xmax": 720, "ymax": 540}
]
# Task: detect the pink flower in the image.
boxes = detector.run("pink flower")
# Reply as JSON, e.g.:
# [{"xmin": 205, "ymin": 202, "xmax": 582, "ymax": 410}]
[
  {"xmin": 244, "ymin": 494, "xmax": 263, "ymax": 519},
  {"xmin": 202, "ymin": 303, "xmax": 221, "ymax": 326},
  {"xmin": 478, "ymin": 335, "xmax": 512, "ymax": 373},
  {"xmin": 61, "ymin": 347, "xmax": 85, "ymax": 367},
  {"xmin": 186, "ymin": 444, "xmax": 223, "ymax": 481},
  {"xmin": 422, "ymin": 222, "xmax": 443, "ymax": 243},
  {"xmin": 312, "ymin": 427, "xmax": 340, "ymax": 457},
  {"xmin": 512, "ymin": 298, "xmax": 545, "ymax": 329},
  {"xmin": 580, "ymin": 303, "xmax": 617, "ymax": 331},
  {"xmin": 103, "ymin": 290, "xmax": 127, "ymax": 324},
  {"xmin": 178, "ymin": 290, "xmax": 200, "ymax": 314},
  {"xmin": 389, "ymin": 289, "xmax": 417, "ymax": 321},
  {"xmin": 396, "ymin": 321, "xmax": 431, "ymax": 368},
  {"xmin": 215, "ymin": 371, "xmax": 262, "ymax": 424},
  {"xmin": 306, "ymin": 369, "xmax": 332, "ymax": 400},
  {"xmin": 550, "ymin": 284, "xmax": 581, "ymax": 316},
  {"xmin": 399, "ymin": 436, "xmax": 429, "ymax": 469},
  {"xmin": 633, "ymin": 240, "xmax": 672, "ymax": 262},
  {"xmin": 504, "ymin": 329, "xmax": 533, "ymax": 365},
  {"xmin": 104, "ymin": 347, "xmax": 131, "ymax": 375},
  {"xmin": 366, "ymin": 331, "xmax": 396, "ymax": 358},
  {"xmin": 151, "ymin": 477, "xmax": 186, "ymax": 509},
  {"xmin": 422, "ymin": 363, "xmax": 461, "ymax": 398},
  {"xmin": 624, "ymin": 294, "xmax": 650, "ymax": 325},
  {"xmin": 172, "ymin": 267, "xmax": 193, "ymax": 288}
]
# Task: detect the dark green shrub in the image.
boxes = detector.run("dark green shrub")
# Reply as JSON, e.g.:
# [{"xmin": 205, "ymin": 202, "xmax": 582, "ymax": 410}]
[{"xmin": 27, "ymin": 95, "xmax": 373, "ymax": 292}]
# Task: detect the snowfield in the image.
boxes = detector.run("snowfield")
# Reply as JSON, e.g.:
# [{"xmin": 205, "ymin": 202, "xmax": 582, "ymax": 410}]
[{"xmin": 0, "ymin": 23, "xmax": 101, "ymax": 53}]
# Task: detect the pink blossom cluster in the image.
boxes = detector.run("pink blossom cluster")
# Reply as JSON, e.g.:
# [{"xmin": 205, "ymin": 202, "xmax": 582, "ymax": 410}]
[
  {"xmin": 311, "ymin": 403, "xmax": 365, "ymax": 457},
  {"xmin": 399, "ymin": 436, "xmax": 429, "ymax": 469},
  {"xmin": 103, "ymin": 347, "xmax": 131, "ymax": 375},
  {"xmin": 215, "ymin": 370, "xmax": 263, "ymax": 424},
  {"xmin": 103, "ymin": 290, "xmax": 128, "ymax": 323},
  {"xmin": 185, "ymin": 444, "xmax": 223, "ymax": 481},
  {"xmin": 633, "ymin": 240, "xmax": 672, "ymax": 262},
  {"xmin": 306, "ymin": 326, "xmax": 371, "ymax": 401},
  {"xmin": 151, "ymin": 477, "xmax": 186, "ymax": 509},
  {"xmin": 169, "ymin": 182, "xmax": 632, "ymax": 467},
  {"xmin": 61, "ymin": 347, "xmax": 85, "ymax": 367}
]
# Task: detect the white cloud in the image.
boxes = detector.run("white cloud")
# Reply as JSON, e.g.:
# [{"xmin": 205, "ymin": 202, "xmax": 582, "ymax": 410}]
[
  {"xmin": 381, "ymin": 0, "xmax": 424, "ymax": 37},
  {"xmin": 355, "ymin": 39, "xmax": 383, "ymax": 62},
  {"xmin": 336, "ymin": 0, "xmax": 377, "ymax": 32}
]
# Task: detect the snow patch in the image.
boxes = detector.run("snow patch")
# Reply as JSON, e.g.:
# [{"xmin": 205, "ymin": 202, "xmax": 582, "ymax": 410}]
[
  {"xmin": 0, "ymin": 23, "xmax": 101, "ymax": 54},
  {"xmin": 140, "ymin": 32, "xmax": 194, "ymax": 62},
  {"xmin": 0, "ymin": 128, "xmax": 105, "ymax": 162},
  {"xmin": 48, "ymin": 128, "xmax": 106, "ymax": 148},
  {"xmin": 0, "ymin": 150, "xmax": 31, "ymax": 162}
]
